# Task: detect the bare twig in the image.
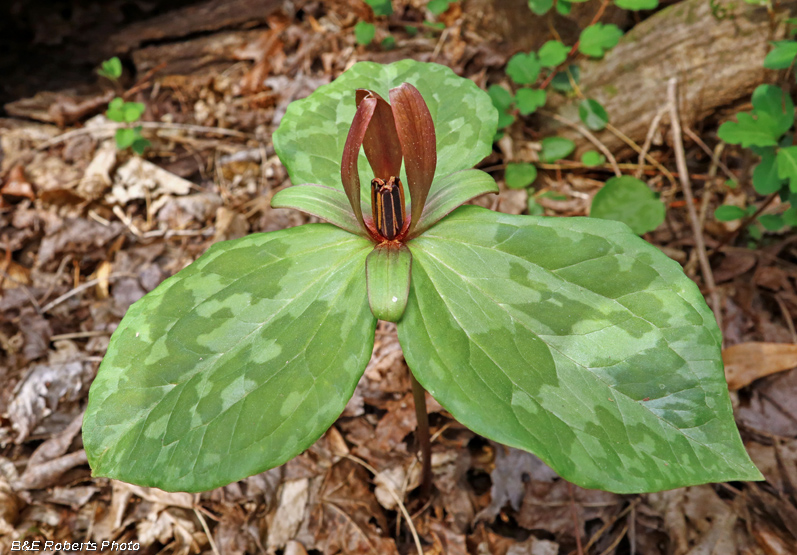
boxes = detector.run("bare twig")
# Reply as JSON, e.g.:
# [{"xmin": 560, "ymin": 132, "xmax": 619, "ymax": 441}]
[
  {"xmin": 667, "ymin": 78, "xmax": 722, "ymax": 334},
  {"xmin": 193, "ymin": 500, "xmax": 221, "ymax": 555},
  {"xmin": 683, "ymin": 127, "xmax": 735, "ymax": 183},
  {"xmin": 568, "ymin": 482, "xmax": 584, "ymax": 555},
  {"xmin": 40, "ymin": 273, "xmax": 137, "ymax": 313},
  {"xmin": 636, "ymin": 106, "xmax": 668, "ymax": 179},
  {"xmin": 36, "ymin": 122, "xmax": 255, "ymax": 151},
  {"xmin": 539, "ymin": 111, "xmax": 622, "ymax": 177},
  {"xmin": 344, "ymin": 454, "xmax": 423, "ymax": 555}
]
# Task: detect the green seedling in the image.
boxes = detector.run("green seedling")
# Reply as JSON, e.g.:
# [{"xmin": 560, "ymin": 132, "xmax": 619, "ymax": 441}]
[{"xmin": 106, "ymin": 97, "xmax": 150, "ymax": 155}]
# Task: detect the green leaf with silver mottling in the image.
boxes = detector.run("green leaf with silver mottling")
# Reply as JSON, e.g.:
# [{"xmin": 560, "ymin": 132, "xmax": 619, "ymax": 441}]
[
  {"xmin": 590, "ymin": 176, "xmax": 665, "ymax": 235},
  {"xmin": 271, "ymin": 184, "xmax": 365, "ymax": 236},
  {"xmin": 414, "ymin": 169, "xmax": 498, "ymax": 236},
  {"xmin": 83, "ymin": 225, "xmax": 376, "ymax": 492},
  {"xmin": 399, "ymin": 206, "xmax": 762, "ymax": 493},
  {"xmin": 366, "ymin": 243, "xmax": 412, "ymax": 322},
  {"xmin": 273, "ymin": 60, "xmax": 498, "ymax": 202}
]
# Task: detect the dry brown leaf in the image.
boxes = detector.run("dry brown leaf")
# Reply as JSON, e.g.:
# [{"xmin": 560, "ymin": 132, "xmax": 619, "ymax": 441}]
[
  {"xmin": 723, "ymin": 342, "xmax": 797, "ymax": 390},
  {"xmin": 266, "ymin": 478, "xmax": 310, "ymax": 549},
  {"xmin": 1, "ymin": 165, "xmax": 35, "ymax": 201},
  {"xmin": 76, "ymin": 140, "xmax": 117, "ymax": 201}
]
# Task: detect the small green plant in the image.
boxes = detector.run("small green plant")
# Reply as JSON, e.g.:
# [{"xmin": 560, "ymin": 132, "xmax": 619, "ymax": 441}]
[
  {"xmin": 717, "ymin": 64, "xmax": 797, "ymax": 232},
  {"xmin": 97, "ymin": 56, "xmax": 123, "ymax": 81},
  {"xmin": 106, "ymin": 97, "xmax": 150, "ymax": 155},
  {"xmin": 590, "ymin": 176, "xmax": 666, "ymax": 234},
  {"xmin": 83, "ymin": 60, "xmax": 760, "ymax": 495}
]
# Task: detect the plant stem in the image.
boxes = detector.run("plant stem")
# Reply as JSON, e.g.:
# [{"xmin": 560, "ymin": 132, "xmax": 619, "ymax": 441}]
[{"xmin": 410, "ymin": 372, "xmax": 432, "ymax": 499}]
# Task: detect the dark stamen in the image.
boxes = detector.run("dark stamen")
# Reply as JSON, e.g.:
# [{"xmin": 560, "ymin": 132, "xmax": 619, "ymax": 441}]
[{"xmin": 371, "ymin": 176, "xmax": 406, "ymax": 241}]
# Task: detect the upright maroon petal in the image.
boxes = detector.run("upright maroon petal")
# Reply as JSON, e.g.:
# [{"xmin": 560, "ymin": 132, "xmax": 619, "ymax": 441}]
[
  {"xmin": 356, "ymin": 89, "xmax": 403, "ymax": 181},
  {"xmin": 389, "ymin": 83, "xmax": 436, "ymax": 234},
  {"xmin": 341, "ymin": 96, "xmax": 377, "ymax": 230}
]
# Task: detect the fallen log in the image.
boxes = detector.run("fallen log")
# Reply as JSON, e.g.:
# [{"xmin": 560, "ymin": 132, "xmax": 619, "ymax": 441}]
[{"xmin": 540, "ymin": 0, "xmax": 797, "ymax": 157}]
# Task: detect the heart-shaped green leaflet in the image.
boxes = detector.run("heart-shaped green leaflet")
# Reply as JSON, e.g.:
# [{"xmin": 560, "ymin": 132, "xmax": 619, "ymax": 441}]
[
  {"xmin": 398, "ymin": 206, "xmax": 762, "ymax": 493},
  {"xmin": 83, "ymin": 226, "xmax": 375, "ymax": 492}
]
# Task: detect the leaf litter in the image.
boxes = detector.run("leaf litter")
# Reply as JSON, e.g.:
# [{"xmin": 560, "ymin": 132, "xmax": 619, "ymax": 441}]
[{"xmin": 0, "ymin": 0, "xmax": 796, "ymax": 553}]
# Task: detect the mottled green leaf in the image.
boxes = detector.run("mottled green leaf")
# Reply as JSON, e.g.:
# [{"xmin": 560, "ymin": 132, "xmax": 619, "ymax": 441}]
[
  {"xmin": 271, "ymin": 184, "xmax": 365, "ymax": 236},
  {"xmin": 538, "ymin": 40, "xmax": 569, "ymax": 67},
  {"xmin": 366, "ymin": 243, "xmax": 412, "ymax": 322},
  {"xmin": 590, "ymin": 176, "xmax": 665, "ymax": 235},
  {"xmin": 273, "ymin": 60, "xmax": 498, "ymax": 204},
  {"xmin": 399, "ymin": 206, "xmax": 762, "ymax": 493},
  {"xmin": 777, "ymin": 146, "xmax": 797, "ymax": 191},
  {"xmin": 714, "ymin": 205, "xmax": 746, "ymax": 221},
  {"xmin": 579, "ymin": 99, "xmax": 609, "ymax": 131},
  {"xmin": 578, "ymin": 23, "xmax": 623, "ymax": 58},
  {"xmin": 84, "ymin": 225, "xmax": 376, "ymax": 492},
  {"xmin": 505, "ymin": 163, "xmax": 538, "ymax": 189},
  {"xmin": 516, "ymin": 88, "xmax": 547, "ymax": 115},
  {"xmin": 507, "ymin": 52, "xmax": 542, "ymax": 85},
  {"xmin": 764, "ymin": 40, "xmax": 797, "ymax": 69},
  {"xmin": 415, "ymin": 169, "xmax": 498, "ymax": 236},
  {"xmin": 540, "ymin": 137, "xmax": 575, "ymax": 162}
]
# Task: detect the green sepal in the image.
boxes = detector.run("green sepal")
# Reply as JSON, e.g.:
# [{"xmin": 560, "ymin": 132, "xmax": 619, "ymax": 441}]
[
  {"xmin": 83, "ymin": 225, "xmax": 376, "ymax": 492},
  {"xmin": 412, "ymin": 169, "xmax": 498, "ymax": 237},
  {"xmin": 399, "ymin": 206, "xmax": 762, "ymax": 493},
  {"xmin": 366, "ymin": 243, "xmax": 412, "ymax": 322},
  {"xmin": 271, "ymin": 184, "xmax": 366, "ymax": 236}
]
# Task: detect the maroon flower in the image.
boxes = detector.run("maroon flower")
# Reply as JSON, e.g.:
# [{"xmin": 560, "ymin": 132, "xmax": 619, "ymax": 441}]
[{"xmin": 341, "ymin": 83, "xmax": 436, "ymax": 243}]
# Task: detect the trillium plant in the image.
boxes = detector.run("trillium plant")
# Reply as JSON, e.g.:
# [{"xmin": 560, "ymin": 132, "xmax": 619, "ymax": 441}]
[{"xmin": 83, "ymin": 60, "xmax": 761, "ymax": 495}]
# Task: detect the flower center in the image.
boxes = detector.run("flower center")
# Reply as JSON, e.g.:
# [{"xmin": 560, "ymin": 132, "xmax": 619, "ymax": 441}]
[{"xmin": 371, "ymin": 176, "xmax": 406, "ymax": 241}]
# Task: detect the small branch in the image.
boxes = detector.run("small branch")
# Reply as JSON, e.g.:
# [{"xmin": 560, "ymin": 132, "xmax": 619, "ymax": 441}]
[
  {"xmin": 636, "ymin": 106, "xmax": 668, "ymax": 179},
  {"xmin": 40, "ymin": 273, "xmax": 137, "ymax": 313},
  {"xmin": 410, "ymin": 372, "xmax": 432, "ymax": 500},
  {"xmin": 667, "ymin": 78, "xmax": 723, "ymax": 335},
  {"xmin": 539, "ymin": 111, "xmax": 622, "ymax": 177},
  {"xmin": 683, "ymin": 127, "xmax": 735, "ymax": 183},
  {"xmin": 568, "ymin": 482, "xmax": 584, "ymax": 555}
]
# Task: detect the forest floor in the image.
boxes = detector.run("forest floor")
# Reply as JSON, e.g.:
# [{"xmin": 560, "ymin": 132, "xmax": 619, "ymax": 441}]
[{"xmin": 1, "ymin": 0, "xmax": 797, "ymax": 554}]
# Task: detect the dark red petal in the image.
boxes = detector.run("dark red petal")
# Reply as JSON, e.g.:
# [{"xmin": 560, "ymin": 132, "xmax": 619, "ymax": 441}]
[
  {"xmin": 389, "ymin": 83, "xmax": 436, "ymax": 234},
  {"xmin": 356, "ymin": 89, "xmax": 403, "ymax": 181},
  {"xmin": 341, "ymin": 96, "xmax": 377, "ymax": 229}
]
